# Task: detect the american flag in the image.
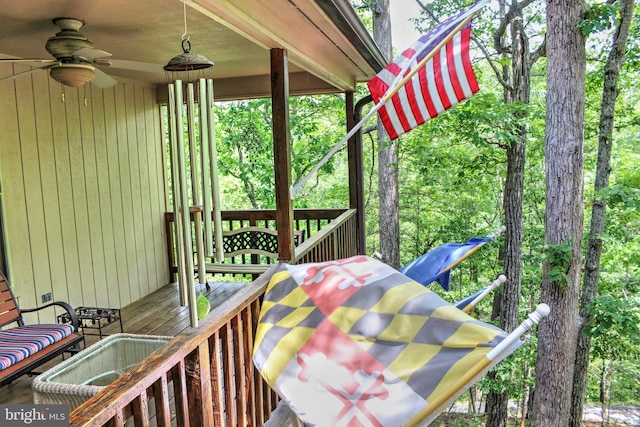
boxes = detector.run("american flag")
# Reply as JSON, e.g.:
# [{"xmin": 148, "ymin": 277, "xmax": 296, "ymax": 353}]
[{"xmin": 368, "ymin": 0, "xmax": 488, "ymax": 140}]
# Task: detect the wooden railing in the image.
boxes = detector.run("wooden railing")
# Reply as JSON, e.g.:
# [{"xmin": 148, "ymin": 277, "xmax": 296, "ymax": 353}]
[
  {"xmin": 70, "ymin": 267, "xmax": 278, "ymax": 426},
  {"xmin": 70, "ymin": 209, "xmax": 358, "ymax": 426},
  {"xmin": 294, "ymin": 209, "xmax": 358, "ymax": 263},
  {"xmin": 165, "ymin": 208, "xmax": 349, "ymax": 279}
]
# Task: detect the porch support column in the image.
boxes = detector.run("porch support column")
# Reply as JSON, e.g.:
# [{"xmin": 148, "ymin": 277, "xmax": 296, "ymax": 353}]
[
  {"xmin": 271, "ymin": 48, "xmax": 294, "ymax": 262},
  {"xmin": 347, "ymin": 91, "xmax": 366, "ymax": 254}
]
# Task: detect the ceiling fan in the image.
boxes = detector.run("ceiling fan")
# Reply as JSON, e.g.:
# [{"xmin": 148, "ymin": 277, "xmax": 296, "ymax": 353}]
[{"xmin": 0, "ymin": 17, "xmax": 163, "ymax": 88}]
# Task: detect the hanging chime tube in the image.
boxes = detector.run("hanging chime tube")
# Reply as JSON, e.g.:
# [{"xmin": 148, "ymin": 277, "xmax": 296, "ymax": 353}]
[
  {"xmin": 199, "ymin": 78, "xmax": 214, "ymax": 257},
  {"xmin": 187, "ymin": 82, "xmax": 207, "ymax": 285},
  {"xmin": 174, "ymin": 81, "xmax": 198, "ymax": 327},
  {"xmin": 168, "ymin": 83, "xmax": 188, "ymax": 306},
  {"xmin": 207, "ymin": 78, "xmax": 224, "ymax": 262}
]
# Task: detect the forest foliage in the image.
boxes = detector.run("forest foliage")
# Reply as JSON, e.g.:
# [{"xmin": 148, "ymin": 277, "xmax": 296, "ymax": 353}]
[{"xmin": 208, "ymin": 0, "xmax": 640, "ymax": 410}]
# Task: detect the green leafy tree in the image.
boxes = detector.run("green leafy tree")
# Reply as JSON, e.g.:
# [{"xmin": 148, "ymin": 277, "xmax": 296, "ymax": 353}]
[
  {"xmin": 571, "ymin": 1, "xmax": 636, "ymax": 425},
  {"xmin": 216, "ymin": 100, "xmax": 275, "ymax": 209},
  {"xmin": 215, "ymin": 95, "xmax": 349, "ymax": 210},
  {"xmin": 583, "ymin": 295, "xmax": 640, "ymax": 421}
]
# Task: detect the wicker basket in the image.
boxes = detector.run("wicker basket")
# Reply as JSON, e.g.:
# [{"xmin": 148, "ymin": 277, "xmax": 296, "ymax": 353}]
[{"xmin": 32, "ymin": 333, "xmax": 172, "ymax": 409}]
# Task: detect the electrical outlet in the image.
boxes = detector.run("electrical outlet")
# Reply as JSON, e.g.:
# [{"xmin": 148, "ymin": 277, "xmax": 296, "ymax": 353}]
[{"xmin": 42, "ymin": 292, "xmax": 52, "ymax": 303}]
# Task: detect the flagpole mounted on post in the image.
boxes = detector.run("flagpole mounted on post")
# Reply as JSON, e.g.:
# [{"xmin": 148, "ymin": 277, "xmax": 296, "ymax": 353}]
[
  {"xmin": 290, "ymin": 0, "xmax": 489, "ymax": 198},
  {"xmin": 404, "ymin": 303, "xmax": 551, "ymax": 426}
]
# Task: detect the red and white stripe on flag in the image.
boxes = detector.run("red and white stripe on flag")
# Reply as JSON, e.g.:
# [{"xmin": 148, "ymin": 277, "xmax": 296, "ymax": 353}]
[{"xmin": 368, "ymin": 22, "xmax": 479, "ymax": 140}]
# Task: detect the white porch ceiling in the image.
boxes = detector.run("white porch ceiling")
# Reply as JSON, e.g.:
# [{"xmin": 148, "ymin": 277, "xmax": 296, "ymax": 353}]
[{"xmin": 0, "ymin": 0, "xmax": 385, "ymax": 100}]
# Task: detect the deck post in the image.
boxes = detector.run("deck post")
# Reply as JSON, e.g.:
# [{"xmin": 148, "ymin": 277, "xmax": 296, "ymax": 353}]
[
  {"xmin": 271, "ymin": 48, "xmax": 294, "ymax": 262},
  {"xmin": 346, "ymin": 91, "xmax": 366, "ymax": 255}
]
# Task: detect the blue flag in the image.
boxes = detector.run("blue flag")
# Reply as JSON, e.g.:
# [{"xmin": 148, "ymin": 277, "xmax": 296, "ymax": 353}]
[{"xmin": 400, "ymin": 237, "xmax": 491, "ymax": 290}]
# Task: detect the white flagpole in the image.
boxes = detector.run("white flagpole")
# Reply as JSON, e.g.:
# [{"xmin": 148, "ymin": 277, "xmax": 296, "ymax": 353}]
[
  {"xmin": 290, "ymin": 9, "xmax": 482, "ymax": 198},
  {"xmin": 406, "ymin": 303, "xmax": 550, "ymax": 426},
  {"xmin": 290, "ymin": 105, "xmax": 380, "ymax": 197},
  {"xmin": 439, "ymin": 225, "xmax": 506, "ymax": 274},
  {"xmin": 461, "ymin": 274, "xmax": 506, "ymax": 314}
]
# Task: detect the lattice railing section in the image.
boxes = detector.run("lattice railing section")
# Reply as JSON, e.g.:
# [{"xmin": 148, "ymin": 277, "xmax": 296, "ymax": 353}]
[
  {"xmin": 164, "ymin": 208, "xmax": 348, "ymax": 279},
  {"xmin": 218, "ymin": 227, "xmax": 305, "ymax": 258}
]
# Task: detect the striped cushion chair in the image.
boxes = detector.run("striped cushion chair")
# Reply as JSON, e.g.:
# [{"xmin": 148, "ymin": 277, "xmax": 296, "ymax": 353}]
[
  {"xmin": 0, "ymin": 273, "xmax": 85, "ymax": 386},
  {"xmin": 0, "ymin": 324, "xmax": 77, "ymax": 370}
]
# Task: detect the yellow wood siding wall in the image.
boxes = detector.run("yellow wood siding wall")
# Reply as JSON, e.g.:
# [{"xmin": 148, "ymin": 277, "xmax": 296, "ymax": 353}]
[{"xmin": 0, "ymin": 64, "xmax": 168, "ymax": 324}]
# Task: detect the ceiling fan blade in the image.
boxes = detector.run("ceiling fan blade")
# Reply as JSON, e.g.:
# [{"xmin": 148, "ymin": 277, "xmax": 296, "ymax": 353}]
[
  {"xmin": 0, "ymin": 64, "xmax": 53, "ymax": 84},
  {"xmin": 0, "ymin": 58, "xmax": 55, "ymax": 64},
  {"xmin": 103, "ymin": 59, "xmax": 165, "ymax": 74},
  {"xmin": 72, "ymin": 47, "xmax": 113, "ymax": 62},
  {"xmin": 91, "ymin": 68, "xmax": 117, "ymax": 88}
]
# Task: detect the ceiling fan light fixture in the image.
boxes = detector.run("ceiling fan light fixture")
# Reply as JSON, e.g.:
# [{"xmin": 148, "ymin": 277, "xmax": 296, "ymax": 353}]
[{"xmin": 49, "ymin": 63, "xmax": 95, "ymax": 87}]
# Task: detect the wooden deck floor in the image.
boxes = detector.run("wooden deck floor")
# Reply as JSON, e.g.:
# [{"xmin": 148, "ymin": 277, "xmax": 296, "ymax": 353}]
[{"xmin": 0, "ymin": 280, "xmax": 247, "ymax": 405}]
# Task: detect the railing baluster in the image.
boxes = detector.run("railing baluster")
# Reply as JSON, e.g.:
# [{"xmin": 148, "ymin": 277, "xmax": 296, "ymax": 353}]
[
  {"xmin": 209, "ymin": 330, "xmax": 225, "ymax": 426},
  {"xmin": 232, "ymin": 313, "xmax": 247, "ymax": 426},
  {"xmin": 244, "ymin": 302, "xmax": 257, "ymax": 426},
  {"xmin": 131, "ymin": 390, "xmax": 150, "ymax": 427},
  {"xmin": 152, "ymin": 374, "xmax": 171, "ymax": 427},
  {"xmin": 252, "ymin": 299, "xmax": 266, "ymax": 426},
  {"xmin": 171, "ymin": 360, "xmax": 190, "ymax": 427},
  {"xmin": 222, "ymin": 322, "xmax": 237, "ymax": 427},
  {"xmin": 263, "ymin": 381, "xmax": 273, "ymax": 423},
  {"xmin": 185, "ymin": 342, "xmax": 214, "ymax": 426},
  {"xmin": 106, "ymin": 411, "xmax": 125, "ymax": 427}
]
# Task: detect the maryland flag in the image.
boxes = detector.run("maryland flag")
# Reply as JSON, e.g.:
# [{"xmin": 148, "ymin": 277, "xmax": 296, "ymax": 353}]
[{"xmin": 253, "ymin": 256, "xmax": 508, "ymax": 426}]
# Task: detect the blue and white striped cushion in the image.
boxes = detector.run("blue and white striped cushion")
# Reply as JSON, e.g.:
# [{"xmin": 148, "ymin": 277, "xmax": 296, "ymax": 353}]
[{"xmin": 0, "ymin": 324, "xmax": 75, "ymax": 370}]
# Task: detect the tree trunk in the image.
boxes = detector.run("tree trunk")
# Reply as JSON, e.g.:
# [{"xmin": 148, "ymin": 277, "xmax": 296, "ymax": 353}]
[
  {"xmin": 519, "ymin": 363, "xmax": 531, "ymax": 427},
  {"xmin": 371, "ymin": 0, "xmax": 400, "ymax": 269},
  {"xmin": 532, "ymin": 0, "xmax": 586, "ymax": 424},
  {"xmin": 486, "ymin": 4, "xmax": 531, "ymax": 426},
  {"xmin": 599, "ymin": 359, "xmax": 613, "ymax": 426},
  {"xmin": 569, "ymin": 2, "xmax": 635, "ymax": 426}
]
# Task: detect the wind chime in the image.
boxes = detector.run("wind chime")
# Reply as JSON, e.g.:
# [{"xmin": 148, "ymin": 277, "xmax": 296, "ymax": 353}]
[{"xmin": 164, "ymin": 0, "xmax": 223, "ymax": 327}]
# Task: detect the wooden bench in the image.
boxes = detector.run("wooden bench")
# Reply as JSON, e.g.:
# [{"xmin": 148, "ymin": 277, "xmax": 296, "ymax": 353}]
[
  {"xmin": 0, "ymin": 273, "xmax": 85, "ymax": 386},
  {"xmin": 204, "ymin": 227, "xmax": 305, "ymax": 275}
]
